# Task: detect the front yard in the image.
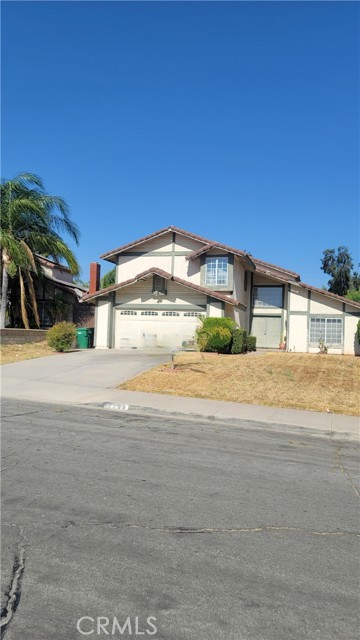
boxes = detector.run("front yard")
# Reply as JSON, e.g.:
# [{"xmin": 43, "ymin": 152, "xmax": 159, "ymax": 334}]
[
  {"xmin": 119, "ymin": 351, "xmax": 360, "ymax": 416},
  {"xmin": 0, "ymin": 341, "xmax": 54, "ymax": 365}
]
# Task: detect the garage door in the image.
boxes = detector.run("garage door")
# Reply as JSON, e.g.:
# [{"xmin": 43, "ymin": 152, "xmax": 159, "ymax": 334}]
[
  {"xmin": 251, "ymin": 316, "xmax": 282, "ymax": 349},
  {"xmin": 114, "ymin": 309, "xmax": 203, "ymax": 349}
]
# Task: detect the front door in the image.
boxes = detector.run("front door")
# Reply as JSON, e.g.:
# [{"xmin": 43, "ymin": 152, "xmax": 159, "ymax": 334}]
[{"xmin": 251, "ymin": 316, "xmax": 282, "ymax": 349}]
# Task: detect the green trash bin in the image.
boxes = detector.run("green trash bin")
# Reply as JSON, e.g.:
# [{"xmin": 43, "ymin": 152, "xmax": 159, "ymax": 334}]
[
  {"xmin": 88, "ymin": 328, "xmax": 94, "ymax": 348},
  {"xmin": 76, "ymin": 328, "xmax": 90, "ymax": 349}
]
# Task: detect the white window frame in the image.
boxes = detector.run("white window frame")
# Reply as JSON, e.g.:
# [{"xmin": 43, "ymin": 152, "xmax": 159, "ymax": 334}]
[
  {"xmin": 205, "ymin": 257, "xmax": 229, "ymax": 286},
  {"xmin": 120, "ymin": 310, "xmax": 137, "ymax": 315},
  {"xmin": 141, "ymin": 311, "xmax": 158, "ymax": 316},
  {"xmin": 162, "ymin": 311, "xmax": 179, "ymax": 316},
  {"xmin": 309, "ymin": 317, "xmax": 343, "ymax": 346}
]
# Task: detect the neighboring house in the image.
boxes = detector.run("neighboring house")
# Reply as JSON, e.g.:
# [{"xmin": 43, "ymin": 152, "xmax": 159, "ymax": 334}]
[
  {"xmin": 82, "ymin": 226, "xmax": 360, "ymax": 355},
  {"xmin": 35, "ymin": 256, "xmax": 94, "ymax": 328}
]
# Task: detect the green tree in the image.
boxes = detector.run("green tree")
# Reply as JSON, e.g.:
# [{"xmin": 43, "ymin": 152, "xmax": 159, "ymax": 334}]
[
  {"xmin": 321, "ymin": 247, "xmax": 357, "ymax": 297},
  {"xmin": 346, "ymin": 289, "xmax": 360, "ymax": 303},
  {"xmin": 101, "ymin": 267, "xmax": 116, "ymax": 288},
  {"xmin": 0, "ymin": 172, "xmax": 80, "ymax": 329}
]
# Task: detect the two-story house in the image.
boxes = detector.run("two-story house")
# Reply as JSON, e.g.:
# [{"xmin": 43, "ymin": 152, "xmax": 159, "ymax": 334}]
[{"xmin": 82, "ymin": 226, "xmax": 360, "ymax": 355}]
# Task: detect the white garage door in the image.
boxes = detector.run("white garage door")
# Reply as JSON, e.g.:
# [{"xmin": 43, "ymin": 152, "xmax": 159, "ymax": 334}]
[
  {"xmin": 251, "ymin": 316, "xmax": 282, "ymax": 349},
  {"xmin": 114, "ymin": 309, "xmax": 203, "ymax": 349}
]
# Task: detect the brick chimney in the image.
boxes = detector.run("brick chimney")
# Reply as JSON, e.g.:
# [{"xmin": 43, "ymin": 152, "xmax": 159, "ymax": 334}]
[{"xmin": 89, "ymin": 262, "xmax": 101, "ymax": 294}]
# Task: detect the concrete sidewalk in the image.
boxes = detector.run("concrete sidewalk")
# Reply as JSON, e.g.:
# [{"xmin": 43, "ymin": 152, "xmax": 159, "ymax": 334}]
[{"xmin": 1, "ymin": 349, "xmax": 359, "ymax": 441}]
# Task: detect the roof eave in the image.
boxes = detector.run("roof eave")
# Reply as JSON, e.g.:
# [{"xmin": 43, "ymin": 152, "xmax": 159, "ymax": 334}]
[{"xmin": 83, "ymin": 268, "xmax": 246, "ymax": 309}]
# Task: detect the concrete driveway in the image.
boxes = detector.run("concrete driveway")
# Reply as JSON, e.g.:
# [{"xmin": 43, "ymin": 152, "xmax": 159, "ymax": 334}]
[{"xmin": 1, "ymin": 349, "xmax": 170, "ymax": 405}]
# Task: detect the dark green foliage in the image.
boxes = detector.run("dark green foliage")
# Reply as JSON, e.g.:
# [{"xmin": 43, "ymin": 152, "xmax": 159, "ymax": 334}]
[
  {"xmin": 321, "ymin": 247, "xmax": 359, "ymax": 297},
  {"xmin": 231, "ymin": 328, "xmax": 247, "ymax": 354},
  {"xmin": 246, "ymin": 335, "xmax": 257, "ymax": 352},
  {"xmin": 357, "ymin": 320, "xmax": 360, "ymax": 345},
  {"xmin": 47, "ymin": 321, "xmax": 76, "ymax": 352},
  {"xmin": 196, "ymin": 316, "xmax": 236, "ymax": 353},
  {"xmin": 101, "ymin": 267, "xmax": 116, "ymax": 289}
]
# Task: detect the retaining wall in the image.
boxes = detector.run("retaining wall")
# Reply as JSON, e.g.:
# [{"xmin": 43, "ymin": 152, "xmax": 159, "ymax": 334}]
[{"xmin": 0, "ymin": 329, "xmax": 48, "ymax": 345}]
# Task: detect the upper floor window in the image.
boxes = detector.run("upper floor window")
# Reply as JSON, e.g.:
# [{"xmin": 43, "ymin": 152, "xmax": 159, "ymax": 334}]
[
  {"xmin": 252, "ymin": 286, "xmax": 283, "ymax": 308},
  {"xmin": 205, "ymin": 257, "xmax": 228, "ymax": 286},
  {"xmin": 152, "ymin": 275, "xmax": 167, "ymax": 295}
]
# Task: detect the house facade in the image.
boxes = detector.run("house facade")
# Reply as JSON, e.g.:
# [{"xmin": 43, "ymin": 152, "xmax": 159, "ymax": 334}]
[{"xmin": 83, "ymin": 226, "xmax": 360, "ymax": 355}]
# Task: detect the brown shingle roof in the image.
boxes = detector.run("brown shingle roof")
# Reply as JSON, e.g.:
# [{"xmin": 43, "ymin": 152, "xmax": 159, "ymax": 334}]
[
  {"xmin": 298, "ymin": 282, "xmax": 360, "ymax": 310},
  {"xmin": 100, "ymin": 225, "xmax": 301, "ymax": 279},
  {"xmin": 100, "ymin": 225, "xmax": 254, "ymax": 266},
  {"xmin": 252, "ymin": 258, "xmax": 300, "ymax": 280},
  {"xmin": 82, "ymin": 267, "xmax": 245, "ymax": 309}
]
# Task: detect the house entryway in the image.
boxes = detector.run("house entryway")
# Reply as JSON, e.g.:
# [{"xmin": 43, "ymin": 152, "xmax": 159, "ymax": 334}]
[{"xmin": 251, "ymin": 316, "xmax": 282, "ymax": 349}]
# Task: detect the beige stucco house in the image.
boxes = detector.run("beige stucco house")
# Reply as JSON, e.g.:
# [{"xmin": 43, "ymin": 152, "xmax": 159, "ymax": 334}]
[{"xmin": 83, "ymin": 226, "xmax": 360, "ymax": 355}]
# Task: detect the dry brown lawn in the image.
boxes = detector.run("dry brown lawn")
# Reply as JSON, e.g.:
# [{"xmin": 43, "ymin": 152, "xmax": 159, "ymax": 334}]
[
  {"xmin": 120, "ymin": 351, "xmax": 360, "ymax": 416},
  {"xmin": 0, "ymin": 341, "xmax": 54, "ymax": 365}
]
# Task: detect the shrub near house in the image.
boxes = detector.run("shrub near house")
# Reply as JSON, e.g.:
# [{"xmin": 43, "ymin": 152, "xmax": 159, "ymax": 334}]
[
  {"xmin": 196, "ymin": 317, "xmax": 256, "ymax": 354},
  {"xmin": 47, "ymin": 322, "xmax": 76, "ymax": 352}
]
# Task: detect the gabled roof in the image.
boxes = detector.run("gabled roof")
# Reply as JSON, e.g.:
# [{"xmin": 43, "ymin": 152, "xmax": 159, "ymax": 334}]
[
  {"xmin": 82, "ymin": 267, "xmax": 246, "ymax": 309},
  {"xmin": 298, "ymin": 282, "xmax": 360, "ymax": 310},
  {"xmin": 100, "ymin": 225, "xmax": 255, "ymax": 270},
  {"xmin": 252, "ymin": 259, "xmax": 300, "ymax": 281}
]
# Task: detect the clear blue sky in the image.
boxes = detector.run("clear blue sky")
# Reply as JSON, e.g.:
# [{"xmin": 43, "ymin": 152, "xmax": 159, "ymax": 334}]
[{"xmin": 2, "ymin": 1, "xmax": 359, "ymax": 286}]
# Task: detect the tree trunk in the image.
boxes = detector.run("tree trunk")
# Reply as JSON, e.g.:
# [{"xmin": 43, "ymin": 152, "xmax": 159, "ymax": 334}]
[
  {"xmin": 19, "ymin": 268, "xmax": 30, "ymax": 330},
  {"xmin": 26, "ymin": 272, "xmax": 40, "ymax": 327},
  {"xmin": 0, "ymin": 265, "xmax": 9, "ymax": 329}
]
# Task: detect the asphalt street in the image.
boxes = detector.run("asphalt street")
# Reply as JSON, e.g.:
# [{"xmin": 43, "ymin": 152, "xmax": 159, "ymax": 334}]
[{"xmin": 1, "ymin": 398, "xmax": 359, "ymax": 640}]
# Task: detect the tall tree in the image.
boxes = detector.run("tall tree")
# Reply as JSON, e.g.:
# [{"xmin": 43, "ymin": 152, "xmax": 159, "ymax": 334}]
[
  {"xmin": 0, "ymin": 172, "xmax": 80, "ymax": 329},
  {"xmin": 321, "ymin": 246, "xmax": 355, "ymax": 297}
]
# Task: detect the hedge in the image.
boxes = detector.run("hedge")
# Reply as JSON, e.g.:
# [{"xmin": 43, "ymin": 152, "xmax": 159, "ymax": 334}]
[
  {"xmin": 246, "ymin": 335, "xmax": 257, "ymax": 352},
  {"xmin": 231, "ymin": 329, "xmax": 247, "ymax": 354}
]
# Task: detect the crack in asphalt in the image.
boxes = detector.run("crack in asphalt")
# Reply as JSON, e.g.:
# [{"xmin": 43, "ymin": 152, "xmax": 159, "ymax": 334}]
[
  {"xmin": 0, "ymin": 527, "xmax": 26, "ymax": 638},
  {"xmin": 0, "ymin": 410, "xmax": 44, "ymax": 419},
  {"xmin": 5, "ymin": 520, "xmax": 357, "ymax": 538},
  {"xmin": 115, "ymin": 523, "xmax": 360, "ymax": 536},
  {"xmin": 334, "ymin": 445, "xmax": 360, "ymax": 500}
]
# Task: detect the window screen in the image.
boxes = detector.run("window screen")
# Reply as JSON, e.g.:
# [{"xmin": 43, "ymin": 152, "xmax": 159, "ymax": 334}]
[{"xmin": 309, "ymin": 317, "xmax": 342, "ymax": 345}]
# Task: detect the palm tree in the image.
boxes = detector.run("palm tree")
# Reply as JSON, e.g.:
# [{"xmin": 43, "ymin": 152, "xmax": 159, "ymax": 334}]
[{"xmin": 0, "ymin": 172, "xmax": 80, "ymax": 329}]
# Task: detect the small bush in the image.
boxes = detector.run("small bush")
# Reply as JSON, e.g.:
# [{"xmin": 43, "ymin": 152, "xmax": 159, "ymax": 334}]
[
  {"xmin": 357, "ymin": 320, "xmax": 360, "ymax": 344},
  {"xmin": 196, "ymin": 317, "xmax": 236, "ymax": 353},
  {"xmin": 47, "ymin": 321, "xmax": 77, "ymax": 352},
  {"xmin": 246, "ymin": 335, "xmax": 257, "ymax": 352},
  {"xmin": 231, "ymin": 328, "xmax": 247, "ymax": 354},
  {"xmin": 197, "ymin": 326, "xmax": 233, "ymax": 353},
  {"xmin": 318, "ymin": 338, "xmax": 328, "ymax": 354}
]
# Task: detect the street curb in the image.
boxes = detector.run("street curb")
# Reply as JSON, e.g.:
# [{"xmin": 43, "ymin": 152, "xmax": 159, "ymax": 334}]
[{"xmin": 86, "ymin": 401, "xmax": 360, "ymax": 443}]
